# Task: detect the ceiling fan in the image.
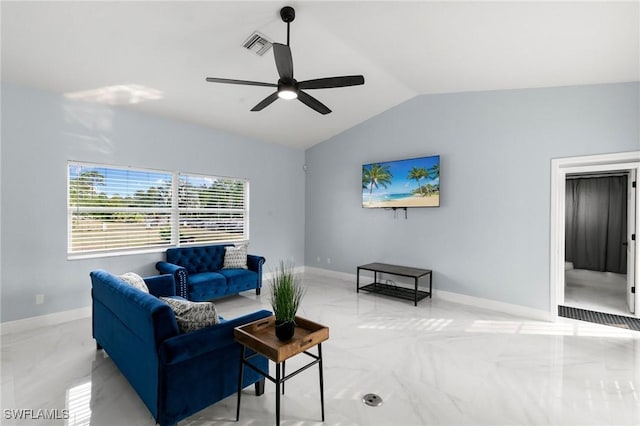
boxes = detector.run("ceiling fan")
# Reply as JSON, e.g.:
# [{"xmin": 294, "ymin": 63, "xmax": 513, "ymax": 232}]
[{"xmin": 205, "ymin": 6, "xmax": 365, "ymax": 115}]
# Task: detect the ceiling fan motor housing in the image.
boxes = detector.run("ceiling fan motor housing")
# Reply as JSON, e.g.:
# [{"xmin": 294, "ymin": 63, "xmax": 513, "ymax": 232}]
[{"xmin": 277, "ymin": 77, "xmax": 298, "ymax": 99}]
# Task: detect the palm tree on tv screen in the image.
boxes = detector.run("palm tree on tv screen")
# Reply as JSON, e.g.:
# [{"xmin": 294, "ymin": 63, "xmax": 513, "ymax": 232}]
[
  {"xmin": 429, "ymin": 163, "xmax": 440, "ymax": 181},
  {"xmin": 408, "ymin": 166, "xmax": 428, "ymax": 196},
  {"xmin": 363, "ymin": 164, "xmax": 393, "ymax": 195},
  {"xmin": 424, "ymin": 183, "xmax": 434, "ymax": 195},
  {"xmin": 362, "ymin": 168, "xmax": 370, "ymax": 189}
]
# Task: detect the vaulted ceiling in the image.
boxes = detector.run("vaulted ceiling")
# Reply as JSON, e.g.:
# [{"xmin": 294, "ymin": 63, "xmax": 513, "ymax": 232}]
[{"xmin": 2, "ymin": 1, "xmax": 638, "ymax": 149}]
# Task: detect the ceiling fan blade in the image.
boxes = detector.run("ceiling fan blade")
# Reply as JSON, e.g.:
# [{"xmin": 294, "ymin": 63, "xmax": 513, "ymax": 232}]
[
  {"xmin": 206, "ymin": 77, "xmax": 277, "ymax": 88},
  {"xmin": 298, "ymin": 75, "xmax": 365, "ymax": 90},
  {"xmin": 273, "ymin": 43, "xmax": 293, "ymax": 79},
  {"xmin": 251, "ymin": 92, "xmax": 280, "ymax": 111},
  {"xmin": 297, "ymin": 90, "xmax": 331, "ymax": 115}
]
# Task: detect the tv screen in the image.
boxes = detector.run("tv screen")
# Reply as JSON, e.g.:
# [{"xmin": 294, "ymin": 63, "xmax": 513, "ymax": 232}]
[{"xmin": 362, "ymin": 155, "xmax": 440, "ymax": 208}]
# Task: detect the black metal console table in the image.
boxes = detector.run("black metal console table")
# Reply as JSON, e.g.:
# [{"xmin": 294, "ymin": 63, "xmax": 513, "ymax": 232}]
[{"xmin": 357, "ymin": 262, "xmax": 432, "ymax": 306}]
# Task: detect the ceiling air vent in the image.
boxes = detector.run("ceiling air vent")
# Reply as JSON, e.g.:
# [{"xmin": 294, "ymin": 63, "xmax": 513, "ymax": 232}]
[{"xmin": 243, "ymin": 31, "xmax": 273, "ymax": 56}]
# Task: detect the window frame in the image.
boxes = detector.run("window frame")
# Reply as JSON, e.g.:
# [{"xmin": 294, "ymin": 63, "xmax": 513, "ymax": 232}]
[{"xmin": 67, "ymin": 161, "xmax": 250, "ymax": 259}]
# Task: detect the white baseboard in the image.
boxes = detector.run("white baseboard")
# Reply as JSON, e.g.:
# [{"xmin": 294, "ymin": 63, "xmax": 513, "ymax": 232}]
[
  {"xmin": 303, "ymin": 266, "xmax": 552, "ymax": 321},
  {"xmin": 1, "ymin": 266, "xmax": 551, "ymax": 335},
  {"xmin": 262, "ymin": 266, "xmax": 306, "ymax": 283},
  {"xmin": 433, "ymin": 289, "xmax": 552, "ymax": 321},
  {"xmin": 303, "ymin": 266, "xmax": 355, "ymax": 282},
  {"xmin": 0, "ymin": 306, "xmax": 91, "ymax": 335}
]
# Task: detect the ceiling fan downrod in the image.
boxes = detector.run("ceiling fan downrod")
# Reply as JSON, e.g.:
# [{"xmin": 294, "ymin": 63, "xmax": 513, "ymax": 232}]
[{"xmin": 280, "ymin": 6, "xmax": 295, "ymax": 46}]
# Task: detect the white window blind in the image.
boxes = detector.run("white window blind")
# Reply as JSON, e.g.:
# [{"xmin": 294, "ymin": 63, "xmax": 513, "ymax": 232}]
[
  {"xmin": 68, "ymin": 162, "xmax": 249, "ymax": 257},
  {"xmin": 178, "ymin": 174, "xmax": 248, "ymax": 245}
]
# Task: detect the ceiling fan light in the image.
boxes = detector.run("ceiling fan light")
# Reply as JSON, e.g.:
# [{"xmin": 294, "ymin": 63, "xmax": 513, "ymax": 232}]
[{"xmin": 278, "ymin": 88, "xmax": 298, "ymax": 100}]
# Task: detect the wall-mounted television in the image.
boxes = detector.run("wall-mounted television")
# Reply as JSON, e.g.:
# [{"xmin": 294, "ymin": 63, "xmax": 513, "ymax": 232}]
[{"xmin": 362, "ymin": 155, "xmax": 440, "ymax": 208}]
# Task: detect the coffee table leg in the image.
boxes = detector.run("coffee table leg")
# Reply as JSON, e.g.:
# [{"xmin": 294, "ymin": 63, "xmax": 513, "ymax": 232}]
[
  {"xmin": 318, "ymin": 343, "xmax": 325, "ymax": 422},
  {"xmin": 236, "ymin": 346, "xmax": 246, "ymax": 421},
  {"xmin": 275, "ymin": 361, "xmax": 281, "ymax": 426}
]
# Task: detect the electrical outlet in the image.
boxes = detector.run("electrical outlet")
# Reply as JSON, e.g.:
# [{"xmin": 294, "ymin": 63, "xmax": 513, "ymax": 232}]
[
  {"xmin": 35, "ymin": 294, "xmax": 44, "ymax": 305},
  {"xmin": 316, "ymin": 257, "xmax": 321, "ymax": 263},
  {"xmin": 327, "ymin": 257, "xmax": 331, "ymax": 265}
]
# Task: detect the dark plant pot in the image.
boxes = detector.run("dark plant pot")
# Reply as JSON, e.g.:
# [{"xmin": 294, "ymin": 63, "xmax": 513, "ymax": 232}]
[{"xmin": 275, "ymin": 320, "xmax": 295, "ymax": 341}]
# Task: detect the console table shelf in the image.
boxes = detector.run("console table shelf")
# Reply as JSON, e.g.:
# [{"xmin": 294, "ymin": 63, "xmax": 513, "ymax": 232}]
[
  {"xmin": 357, "ymin": 262, "xmax": 432, "ymax": 306},
  {"xmin": 358, "ymin": 282, "xmax": 431, "ymax": 302}
]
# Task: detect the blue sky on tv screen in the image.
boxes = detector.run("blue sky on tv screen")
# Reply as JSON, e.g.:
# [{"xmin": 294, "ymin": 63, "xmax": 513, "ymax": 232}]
[{"xmin": 362, "ymin": 155, "xmax": 440, "ymax": 195}]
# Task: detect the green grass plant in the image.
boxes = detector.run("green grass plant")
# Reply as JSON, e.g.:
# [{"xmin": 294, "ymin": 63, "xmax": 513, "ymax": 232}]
[{"xmin": 269, "ymin": 261, "xmax": 305, "ymax": 324}]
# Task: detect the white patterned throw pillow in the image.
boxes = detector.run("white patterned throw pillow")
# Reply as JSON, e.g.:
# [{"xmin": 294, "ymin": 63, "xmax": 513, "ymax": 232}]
[
  {"xmin": 223, "ymin": 244, "xmax": 248, "ymax": 269},
  {"xmin": 160, "ymin": 297, "xmax": 220, "ymax": 333},
  {"xmin": 119, "ymin": 272, "xmax": 149, "ymax": 293}
]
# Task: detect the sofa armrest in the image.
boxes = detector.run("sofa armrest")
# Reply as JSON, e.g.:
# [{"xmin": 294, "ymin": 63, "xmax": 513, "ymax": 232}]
[
  {"xmin": 144, "ymin": 274, "xmax": 176, "ymax": 298},
  {"xmin": 156, "ymin": 261, "xmax": 188, "ymax": 299},
  {"xmin": 247, "ymin": 255, "xmax": 266, "ymax": 290},
  {"xmin": 247, "ymin": 254, "xmax": 265, "ymax": 272},
  {"xmin": 158, "ymin": 309, "xmax": 272, "ymax": 365}
]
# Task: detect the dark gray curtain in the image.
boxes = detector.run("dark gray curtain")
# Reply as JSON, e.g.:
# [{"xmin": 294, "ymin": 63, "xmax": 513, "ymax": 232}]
[{"xmin": 565, "ymin": 176, "xmax": 627, "ymax": 273}]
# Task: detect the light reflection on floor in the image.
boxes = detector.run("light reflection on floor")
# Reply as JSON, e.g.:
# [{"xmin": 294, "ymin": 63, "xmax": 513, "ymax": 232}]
[{"xmin": 66, "ymin": 381, "xmax": 91, "ymax": 426}]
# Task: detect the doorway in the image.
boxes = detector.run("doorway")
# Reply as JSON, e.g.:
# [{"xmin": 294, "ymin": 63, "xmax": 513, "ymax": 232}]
[
  {"xmin": 564, "ymin": 171, "xmax": 629, "ymax": 315},
  {"xmin": 550, "ymin": 152, "xmax": 640, "ymax": 320}
]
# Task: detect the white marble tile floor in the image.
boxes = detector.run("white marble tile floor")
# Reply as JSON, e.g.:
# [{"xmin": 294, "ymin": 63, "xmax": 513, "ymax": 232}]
[{"xmin": 2, "ymin": 269, "xmax": 640, "ymax": 425}]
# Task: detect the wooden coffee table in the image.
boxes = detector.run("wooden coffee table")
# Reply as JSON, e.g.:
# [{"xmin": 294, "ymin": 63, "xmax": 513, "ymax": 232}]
[{"xmin": 234, "ymin": 315, "xmax": 329, "ymax": 425}]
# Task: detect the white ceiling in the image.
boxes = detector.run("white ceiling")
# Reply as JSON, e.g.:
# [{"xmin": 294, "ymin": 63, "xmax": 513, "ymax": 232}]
[{"xmin": 2, "ymin": 1, "xmax": 639, "ymax": 149}]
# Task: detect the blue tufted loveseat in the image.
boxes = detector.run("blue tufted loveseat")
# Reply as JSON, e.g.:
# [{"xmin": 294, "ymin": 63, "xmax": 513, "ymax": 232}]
[
  {"xmin": 156, "ymin": 244, "xmax": 265, "ymax": 301},
  {"xmin": 90, "ymin": 269, "xmax": 270, "ymax": 426}
]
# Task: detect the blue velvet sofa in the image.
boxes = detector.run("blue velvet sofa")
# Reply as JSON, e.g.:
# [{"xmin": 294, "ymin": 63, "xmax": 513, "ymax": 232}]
[
  {"xmin": 90, "ymin": 269, "xmax": 270, "ymax": 426},
  {"xmin": 156, "ymin": 244, "xmax": 265, "ymax": 301}
]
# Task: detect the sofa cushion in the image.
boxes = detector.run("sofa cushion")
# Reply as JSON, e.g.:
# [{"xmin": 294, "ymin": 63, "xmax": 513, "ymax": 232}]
[
  {"xmin": 189, "ymin": 271, "xmax": 226, "ymax": 287},
  {"xmin": 160, "ymin": 297, "xmax": 220, "ymax": 333},
  {"xmin": 223, "ymin": 244, "xmax": 248, "ymax": 269},
  {"xmin": 188, "ymin": 272, "xmax": 227, "ymax": 301},
  {"xmin": 119, "ymin": 272, "xmax": 149, "ymax": 293},
  {"xmin": 218, "ymin": 269, "xmax": 258, "ymax": 288}
]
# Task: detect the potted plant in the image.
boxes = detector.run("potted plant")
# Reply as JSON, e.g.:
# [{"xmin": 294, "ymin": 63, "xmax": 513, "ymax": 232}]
[{"xmin": 269, "ymin": 260, "xmax": 305, "ymax": 341}]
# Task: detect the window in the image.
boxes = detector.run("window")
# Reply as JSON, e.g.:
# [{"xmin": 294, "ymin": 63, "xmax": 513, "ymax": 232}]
[
  {"xmin": 68, "ymin": 162, "xmax": 249, "ymax": 257},
  {"xmin": 178, "ymin": 173, "xmax": 248, "ymax": 244}
]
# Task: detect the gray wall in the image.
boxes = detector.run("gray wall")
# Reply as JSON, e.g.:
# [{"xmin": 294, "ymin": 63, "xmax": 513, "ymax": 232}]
[
  {"xmin": 2, "ymin": 82, "xmax": 638, "ymax": 322},
  {"xmin": 305, "ymin": 82, "xmax": 640, "ymax": 312},
  {"xmin": 1, "ymin": 82, "xmax": 306, "ymax": 322}
]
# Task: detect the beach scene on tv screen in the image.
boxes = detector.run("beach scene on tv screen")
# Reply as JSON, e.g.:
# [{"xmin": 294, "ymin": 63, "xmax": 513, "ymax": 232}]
[{"xmin": 362, "ymin": 155, "xmax": 440, "ymax": 208}]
